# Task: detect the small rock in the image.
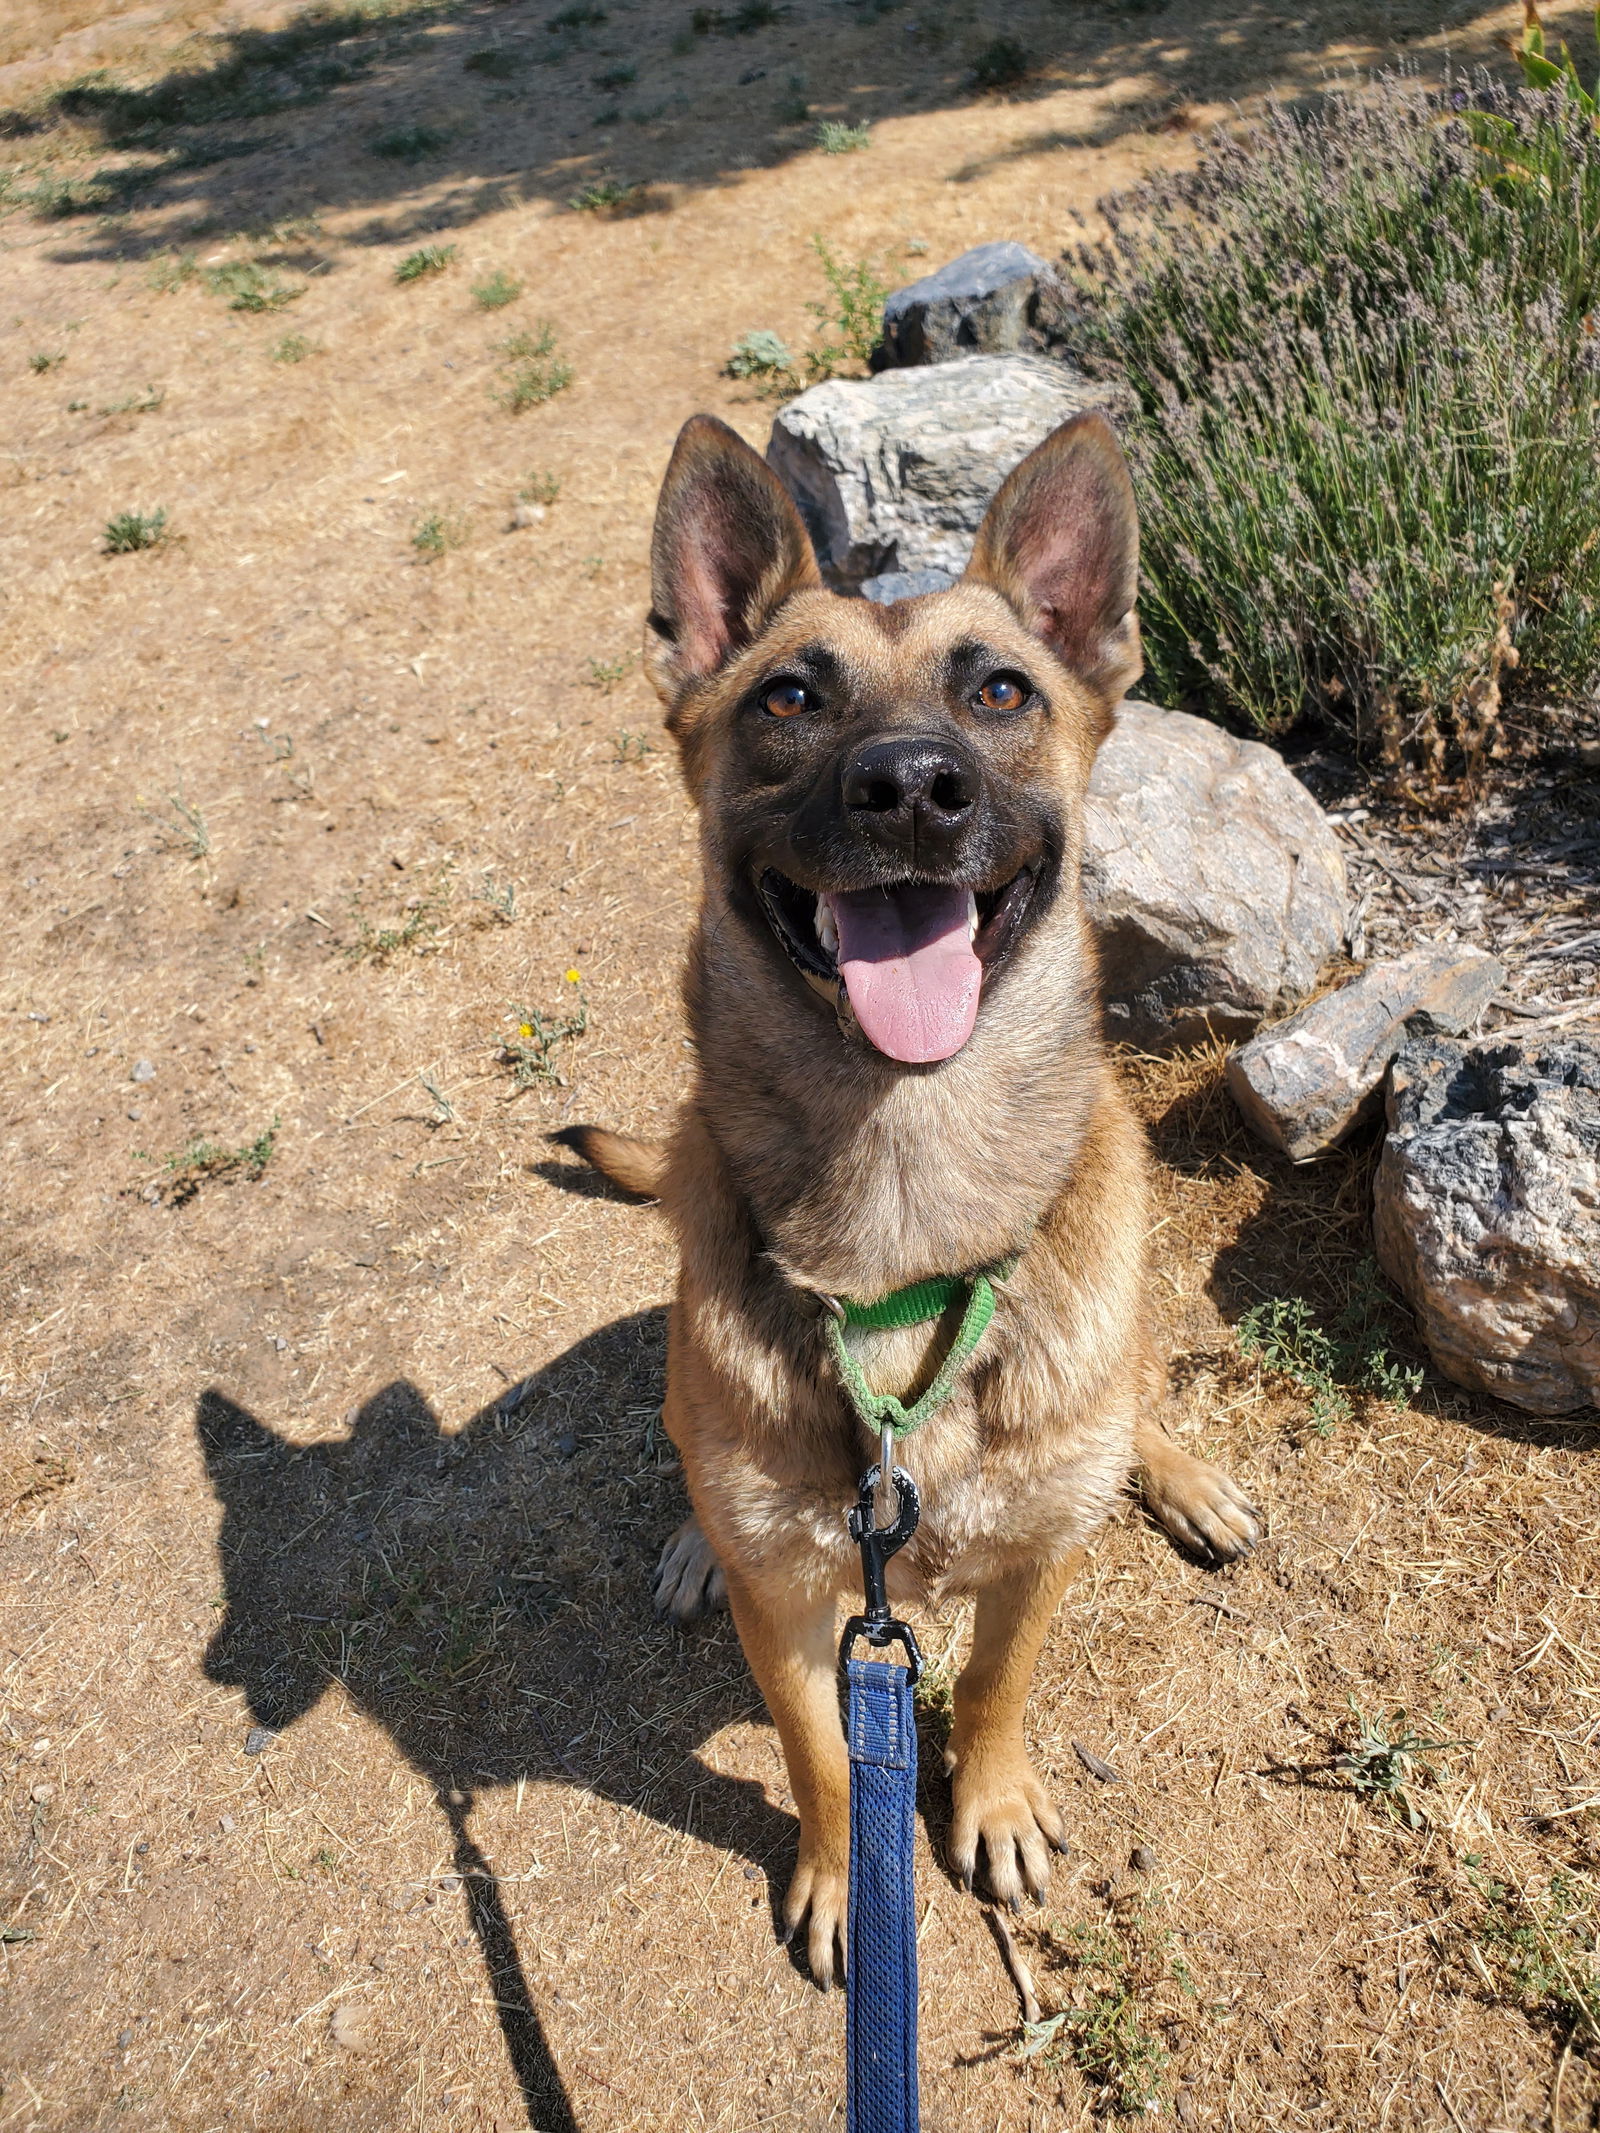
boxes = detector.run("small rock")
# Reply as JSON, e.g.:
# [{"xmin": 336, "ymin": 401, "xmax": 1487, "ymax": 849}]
[
  {"xmin": 30, "ymin": 1781, "xmax": 56, "ymax": 1805},
  {"xmin": 130, "ymin": 1059, "xmax": 155, "ymax": 1083},
  {"xmin": 858, "ymin": 568, "xmax": 956, "ymax": 604},
  {"xmin": 1130, "ymin": 1843, "xmax": 1157, "ymax": 1875},
  {"xmin": 218, "ymin": 1815, "xmax": 235, "ymax": 1833},
  {"xmin": 127, "ymin": 1109, "xmax": 141, "ymax": 1123},
  {"xmin": 767, "ymin": 354, "xmax": 1126, "ymax": 587},
  {"xmin": 1226, "ymin": 946, "xmax": 1505, "ymax": 1161},
  {"xmin": 1084, "ymin": 700, "xmax": 1348, "ymax": 1048},
  {"xmin": 243, "ymin": 1725, "xmax": 276, "ymax": 1756},
  {"xmin": 554, "ymin": 1432, "xmax": 577, "ymax": 1456},
  {"xmin": 872, "ymin": 240, "xmax": 1061, "ymax": 368},
  {"xmin": 510, "ymin": 500, "xmax": 546, "ymax": 529},
  {"xmin": 1374, "ymin": 1034, "xmax": 1600, "ymax": 1415}
]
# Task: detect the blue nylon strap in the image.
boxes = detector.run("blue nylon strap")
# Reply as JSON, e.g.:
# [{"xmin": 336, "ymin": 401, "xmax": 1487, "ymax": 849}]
[{"xmin": 846, "ymin": 1657, "xmax": 920, "ymax": 2133}]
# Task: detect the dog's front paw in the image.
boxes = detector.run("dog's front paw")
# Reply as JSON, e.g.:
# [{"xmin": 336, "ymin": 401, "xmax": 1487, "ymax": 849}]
[
  {"xmin": 652, "ymin": 1516, "xmax": 728, "ymax": 1622},
  {"xmin": 1141, "ymin": 1448, "xmax": 1261, "ymax": 1565},
  {"xmin": 783, "ymin": 1838, "xmax": 848, "ymax": 1988},
  {"xmin": 944, "ymin": 1746, "xmax": 1066, "ymax": 1908}
]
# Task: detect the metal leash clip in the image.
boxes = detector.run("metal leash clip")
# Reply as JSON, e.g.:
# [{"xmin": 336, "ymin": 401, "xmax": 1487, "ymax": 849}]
[{"xmin": 839, "ymin": 1428, "xmax": 923, "ymax": 1683}]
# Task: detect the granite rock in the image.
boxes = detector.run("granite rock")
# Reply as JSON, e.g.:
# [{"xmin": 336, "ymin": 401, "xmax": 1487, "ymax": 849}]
[
  {"xmin": 1373, "ymin": 1034, "xmax": 1600, "ymax": 1414},
  {"xmin": 872, "ymin": 241, "xmax": 1062, "ymax": 368},
  {"xmin": 1227, "ymin": 947, "xmax": 1505, "ymax": 1161},
  {"xmin": 767, "ymin": 354, "xmax": 1126, "ymax": 587},
  {"xmin": 1083, "ymin": 700, "xmax": 1348, "ymax": 1048}
]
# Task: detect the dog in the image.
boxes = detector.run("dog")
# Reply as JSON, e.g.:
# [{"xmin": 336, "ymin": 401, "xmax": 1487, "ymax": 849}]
[{"xmin": 557, "ymin": 408, "xmax": 1258, "ymax": 1982}]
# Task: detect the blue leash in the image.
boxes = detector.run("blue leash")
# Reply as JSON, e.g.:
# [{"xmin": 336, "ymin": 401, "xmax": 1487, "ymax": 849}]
[{"xmin": 842, "ymin": 1450, "xmax": 924, "ymax": 2133}]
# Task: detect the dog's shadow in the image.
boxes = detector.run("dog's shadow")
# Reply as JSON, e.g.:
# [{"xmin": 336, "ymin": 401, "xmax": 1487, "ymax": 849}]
[{"xmin": 195, "ymin": 1308, "xmax": 787, "ymax": 2132}]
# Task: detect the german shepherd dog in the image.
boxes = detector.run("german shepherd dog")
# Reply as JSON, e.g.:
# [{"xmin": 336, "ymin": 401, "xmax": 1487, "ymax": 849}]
[{"xmin": 559, "ymin": 409, "xmax": 1258, "ymax": 1982}]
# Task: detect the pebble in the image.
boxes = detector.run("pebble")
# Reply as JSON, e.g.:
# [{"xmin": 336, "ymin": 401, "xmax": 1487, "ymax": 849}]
[
  {"xmin": 1130, "ymin": 1843, "xmax": 1157, "ymax": 1875},
  {"xmin": 243, "ymin": 1725, "xmax": 276, "ymax": 1756},
  {"xmin": 130, "ymin": 1059, "xmax": 155, "ymax": 1083}
]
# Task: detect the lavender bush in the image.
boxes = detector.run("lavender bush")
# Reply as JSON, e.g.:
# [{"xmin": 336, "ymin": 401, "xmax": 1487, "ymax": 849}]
[{"xmin": 1069, "ymin": 80, "xmax": 1600, "ymax": 763}]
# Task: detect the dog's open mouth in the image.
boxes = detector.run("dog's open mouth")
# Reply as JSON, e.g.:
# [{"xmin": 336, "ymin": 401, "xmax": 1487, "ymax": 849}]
[{"xmin": 756, "ymin": 867, "xmax": 1036, "ymax": 1065}]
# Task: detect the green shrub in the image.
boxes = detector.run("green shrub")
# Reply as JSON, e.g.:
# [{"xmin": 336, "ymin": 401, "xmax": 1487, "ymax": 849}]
[
  {"xmin": 726, "ymin": 327, "xmax": 795, "ymax": 385},
  {"xmin": 972, "ymin": 35, "xmax": 1029, "ymax": 89},
  {"xmin": 395, "ymin": 242, "xmax": 456, "ymax": 282},
  {"xmin": 568, "ymin": 175, "xmax": 636, "ymax": 211},
  {"xmin": 271, "ymin": 332, "xmax": 315, "ymax": 362},
  {"xmin": 1069, "ymin": 78, "xmax": 1600, "ymax": 764},
  {"xmin": 814, "ymin": 118, "xmax": 870, "ymax": 154},
  {"xmin": 369, "ymin": 122, "xmax": 448, "ymax": 159},
  {"xmin": 104, "ymin": 508, "xmax": 169, "ymax": 553},
  {"xmin": 473, "ymin": 268, "xmax": 523, "ymax": 309},
  {"xmin": 805, "ymin": 235, "xmax": 888, "ymax": 378},
  {"xmin": 202, "ymin": 260, "xmax": 303, "ymax": 311},
  {"xmin": 493, "ymin": 323, "xmax": 573, "ymax": 410}
]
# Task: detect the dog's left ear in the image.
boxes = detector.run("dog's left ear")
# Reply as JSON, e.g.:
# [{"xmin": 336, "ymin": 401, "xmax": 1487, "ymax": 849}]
[
  {"xmin": 965, "ymin": 410, "xmax": 1141, "ymax": 710},
  {"xmin": 647, "ymin": 414, "xmax": 821, "ymax": 709}
]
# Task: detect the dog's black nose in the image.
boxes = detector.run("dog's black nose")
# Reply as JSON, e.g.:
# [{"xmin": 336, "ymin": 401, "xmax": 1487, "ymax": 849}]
[{"xmin": 842, "ymin": 737, "xmax": 978, "ymax": 851}]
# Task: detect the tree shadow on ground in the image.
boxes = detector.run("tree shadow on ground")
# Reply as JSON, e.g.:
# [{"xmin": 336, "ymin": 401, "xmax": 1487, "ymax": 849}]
[
  {"xmin": 7, "ymin": 0, "xmax": 1578, "ymax": 264},
  {"xmin": 194, "ymin": 1307, "xmax": 788, "ymax": 2133}
]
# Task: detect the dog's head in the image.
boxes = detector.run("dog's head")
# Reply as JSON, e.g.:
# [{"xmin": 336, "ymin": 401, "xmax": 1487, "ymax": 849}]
[{"xmin": 645, "ymin": 410, "xmax": 1139, "ymax": 1069}]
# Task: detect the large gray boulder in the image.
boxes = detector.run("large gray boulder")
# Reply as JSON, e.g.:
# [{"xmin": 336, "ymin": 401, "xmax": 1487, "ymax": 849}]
[
  {"xmin": 1227, "ymin": 946, "xmax": 1505, "ymax": 1162},
  {"xmin": 872, "ymin": 241, "xmax": 1062, "ymax": 368},
  {"xmin": 1373, "ymin": 1035, "xmax": 1600, "ymax": 1415},
  {"xmin": 767, "ymin": 354, "xmax": 1125, "ymax": 587},
  {"xmin": 1084, "ymin": 701, "xmax": 1348, "ymax": 1049}
]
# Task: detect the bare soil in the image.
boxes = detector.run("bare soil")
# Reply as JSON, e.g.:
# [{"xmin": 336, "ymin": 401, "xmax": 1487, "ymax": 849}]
[{"xmin": 2, "ymin": 2, "xmax": 1598, "ymax": 2127}]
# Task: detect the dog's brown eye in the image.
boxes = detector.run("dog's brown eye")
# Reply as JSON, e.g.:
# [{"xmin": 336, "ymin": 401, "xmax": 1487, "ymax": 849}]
[
  {"xmin": 976, "ymin": 674, "xmax": 1028, "ymax": 714},
  {"xmin": 762, "ymin": 682, "xmax": 809, "ymax": 718}
]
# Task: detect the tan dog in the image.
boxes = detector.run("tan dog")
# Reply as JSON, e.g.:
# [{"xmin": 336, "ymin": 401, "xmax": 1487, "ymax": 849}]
[{"xmin": 560, "ymin": 409, "xmax": 1258, "ymax": 1982}]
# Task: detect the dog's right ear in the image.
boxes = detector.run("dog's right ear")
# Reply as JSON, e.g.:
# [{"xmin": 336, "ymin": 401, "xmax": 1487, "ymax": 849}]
[{"xmin": 646, "ymin": 415, "xmax": 821, "ymax": 715}]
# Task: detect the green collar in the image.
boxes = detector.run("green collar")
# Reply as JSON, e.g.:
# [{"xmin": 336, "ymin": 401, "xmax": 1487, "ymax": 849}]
[{"xmin": 823, "ymin": 1257, "xmax": 1017, "ymax": 1441}]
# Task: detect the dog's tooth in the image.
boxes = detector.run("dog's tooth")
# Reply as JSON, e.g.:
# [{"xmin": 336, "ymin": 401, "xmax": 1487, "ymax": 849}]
[
  {"xmin": 967, "ymin": 890, "xmax": 979, "ymax": 943},
  {"xmin": 815, "ymin": 896, "xmax": 839, "ymax": 960}
]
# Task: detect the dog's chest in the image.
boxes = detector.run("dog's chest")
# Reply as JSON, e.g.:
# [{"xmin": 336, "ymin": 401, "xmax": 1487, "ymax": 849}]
[{"xmin": 843, "ymin": 1320, "xmax": 1129, "ymax": 1594}]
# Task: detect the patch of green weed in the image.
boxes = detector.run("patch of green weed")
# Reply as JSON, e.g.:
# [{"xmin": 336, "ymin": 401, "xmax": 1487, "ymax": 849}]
[
  {"xmin": 29, "ymin": 350, "xmax": 65, "ymax": 373},
  {"xmin": 585, "ymin": 653, "xmax": 635, "ymax": 693},
  {"xmin": 143, "ymin": 1118, "xmax": 278, "ymax": 1205},
  {"xmin": 726, "ymin": 327, "xmax": 796, "ymax": 392},
  {"xmin": 805, "ymin": 234, "xmax": 888, "ymax": 377},
  {"xmin": 814, "ymin": 118, "xmax": 871, "ymax": 154},
  {"xmin": 395, "ymin": 241, "xmax": 456, "ymax": 282},
  {"xmin": 472, "ymin": 267, "xmax": 522, "ymax": 309},
  {"xmin": 202, "ymin": 259, "xmax": 303, "ymax": 311},
  {"xmin": 1022, "ymin": 1893, "xmax": 1195, "ymax": 2119},
  {"xmin": 1467, "ymin": 1863, "xmax": 1600, "ymax": 2045},
  {"xmin": 1235, "ymin": 1264, "xmax": 1423, "ymax": 1435},
  {"xmin": 972, "ymin": 35, "xmax": 1030, "ymax": 89},
  {"xmin": 369, "ymin": 122, "xmax": 449, "ymax": 160},
  {"xmin": 104, "ymin": 507, "xmax": 170, "ymax": 554},
  {"xmin": 500, "ymin": 995, "xmax": 587, "ymax": 1086},
  {"xmin": 412, "ymin": 510, "xmax": 465, "ymax": 559},
  {"xmin": 271, "ymin": 331, "xmax": 315, "ymax": 362},
  {"xmin": 463, "ymin": 46, "xmax": 520, "ymax": 76},
  {"xmin": 1332, "ymin": 1703, "xmax": 1468, "ymax": 1828},
  {"xmin": 568, "ymin": 174, "xmax": 636, "ymax": 211},
  {"xmin": 493, "ymin": 323, "xmax": 573, "ymax": 410}
]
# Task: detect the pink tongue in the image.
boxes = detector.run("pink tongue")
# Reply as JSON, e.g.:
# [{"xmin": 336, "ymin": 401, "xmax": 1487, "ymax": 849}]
[{"xmin": 827, "ymin": 885, "xmax": 980, "ymax": 1064}]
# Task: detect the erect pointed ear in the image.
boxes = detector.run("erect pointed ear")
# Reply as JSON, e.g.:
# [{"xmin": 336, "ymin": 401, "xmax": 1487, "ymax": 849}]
[
  {"xmin": 965, "ymin": 410, "xmax": 1141, "ymax": 708},
  {"xmin": 646, "ymin": 414, "xmax": 821, "ymax": 704}
]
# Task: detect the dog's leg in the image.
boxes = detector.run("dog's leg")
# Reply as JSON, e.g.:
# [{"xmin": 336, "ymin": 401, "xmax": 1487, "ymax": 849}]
[
  {"xmin": 1134, "ymin": 1417, "xmax": 1260, "ymax": 1564},
  {"xmin": 721, "ymin": 1571, "xmax": 849, "ymax": 1986},
  {"xmin": 945, "ymin": 1550, "xmax": 1079, "ymax": 1907},
  {"xmin": 652, "ymin": 1515, "xmax": 728, "ymax": 1622}
]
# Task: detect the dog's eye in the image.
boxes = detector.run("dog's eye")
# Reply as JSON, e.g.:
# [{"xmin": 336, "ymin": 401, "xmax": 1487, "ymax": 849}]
[
  {"xmin": 975, "ymin": 674, "xmax": 1029, "ymax": 715},
  {"xmin": 761, "ymin": 681, "xmax": 810, "ymax": 718}
]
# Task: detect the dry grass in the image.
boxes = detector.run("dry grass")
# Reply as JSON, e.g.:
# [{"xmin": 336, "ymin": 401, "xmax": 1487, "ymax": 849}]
[{"xmin": 2, "ymin": 0, "xmax": 1598, "ymax": 2127}]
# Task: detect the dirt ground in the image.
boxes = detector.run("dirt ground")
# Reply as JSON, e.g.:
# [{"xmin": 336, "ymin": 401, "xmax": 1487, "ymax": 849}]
[{"xmin": 3, "ymin": 0, "xmax": 1599, "ymax": 2126}]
